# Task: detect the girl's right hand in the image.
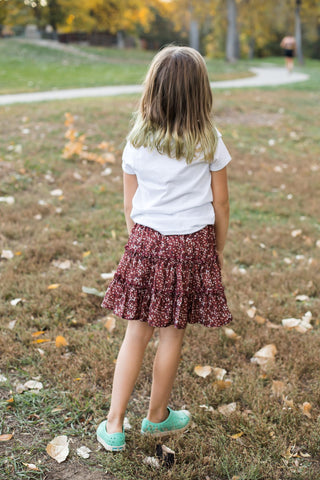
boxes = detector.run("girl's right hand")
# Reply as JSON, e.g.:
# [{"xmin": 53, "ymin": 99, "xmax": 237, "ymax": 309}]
[{"xmin": 217, "ymin": 251, "xmax": 224, "ymax": 269}]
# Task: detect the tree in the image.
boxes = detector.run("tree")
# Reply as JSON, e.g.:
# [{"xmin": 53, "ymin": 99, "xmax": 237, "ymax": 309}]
[
  {"xmin": 226, "ymin": 0, "xmax": 239, "ymax": 61},
  {"xmin": 295, "ymin": 0, "xmax": 303, "ymax": 63}
]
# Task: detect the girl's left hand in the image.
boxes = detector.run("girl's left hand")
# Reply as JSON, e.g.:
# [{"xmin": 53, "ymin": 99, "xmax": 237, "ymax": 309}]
[{"xmin": 217, "ymin": 251, "xmax": 224, "ymax": 269}]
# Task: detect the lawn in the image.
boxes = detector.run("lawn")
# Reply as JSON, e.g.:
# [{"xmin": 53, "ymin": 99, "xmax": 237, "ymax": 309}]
[
  {"xmin": 0, "ymin": 48, "xmax": 320, "ymax": 479},
  {"xmin": 0, "ymin": 38, "xmax": 256, "ymax": 94}
]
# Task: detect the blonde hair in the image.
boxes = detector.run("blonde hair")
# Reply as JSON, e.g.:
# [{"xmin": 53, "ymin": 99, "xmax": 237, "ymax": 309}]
[{"xmin": 127, "ymin": 45, "xmax": 217, "ymax": 164}]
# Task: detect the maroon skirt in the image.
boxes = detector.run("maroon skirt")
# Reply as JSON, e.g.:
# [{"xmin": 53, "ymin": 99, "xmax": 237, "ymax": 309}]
[{"xmin": 101, "ymin": 223, "xmax": 232, "ymax": 329}]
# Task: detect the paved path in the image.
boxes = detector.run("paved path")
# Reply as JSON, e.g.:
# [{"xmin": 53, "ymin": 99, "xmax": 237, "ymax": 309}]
[{"xmin": 0, "ymin": 67, "xmax": 309, "ymax": 106}]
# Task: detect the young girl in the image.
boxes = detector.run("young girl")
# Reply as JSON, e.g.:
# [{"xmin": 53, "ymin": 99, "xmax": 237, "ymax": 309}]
[{"xmin": 97, "ymin": 45, "xmax": 233, "ymax": 452}]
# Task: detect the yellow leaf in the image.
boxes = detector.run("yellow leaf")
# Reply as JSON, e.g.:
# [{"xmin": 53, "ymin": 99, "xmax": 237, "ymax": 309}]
[
  {"xmin": 300, "ymin": 402, "xmax": 312, "ymax": 418},
  {"xmin": 48, "ymin": 284, "xmax": 60, "ymax": 290},
  {"xmin": 254, "ymin": 315, "xmax": 266, "ymax": 325},
  {"xmin": 194, "ymin": 365, "xmax": 212, "ymax": 378},
  {"xmin": 104, "ymin": 315, "xmax": 116, "ymax": 333},
  {"xmin": 32, "ymin": 338, "xmax": 50, "ymax": 344},
  {"xmin": 64, "ymin": 113, "xmax": 74, "ymax": 126},
  {"xmin": 31, "ymin": 331, "xmax": 45, "ymax": 337},
  {"xmin": 0, "ymin": 433, "xmax": 13, "ymax": 441},
  {"xmin": 213, "ymin": 379, "xmax": 232, "ymax": 390},
  {"xmin": 55, "ymin": 335, "xmax": 68, "ymax": 348},
  {"xmin": 15, "ymin": 251, "xmax": 22, "ymax": 256},
  {"xmin": 229, "ymin": 432, "xmax": 244, "ymax": 439},
  {"xmin": 82, "ymin": 251, "xmax": 91, "ymax": 258}
]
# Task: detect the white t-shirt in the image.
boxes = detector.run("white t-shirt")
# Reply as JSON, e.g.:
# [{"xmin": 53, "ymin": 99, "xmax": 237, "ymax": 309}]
[{"xmin": 122, "ymin": 130, "xmax": 231, "ymax": 235}]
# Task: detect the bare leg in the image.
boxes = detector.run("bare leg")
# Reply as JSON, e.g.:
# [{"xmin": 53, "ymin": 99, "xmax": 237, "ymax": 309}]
[
  {"xmin": 147, "ymin": 325, "xmax": 186, "ymax": 423},
  {"xmin": 107, "ymin": 320, "xmax": 154, "ymax": 433}
]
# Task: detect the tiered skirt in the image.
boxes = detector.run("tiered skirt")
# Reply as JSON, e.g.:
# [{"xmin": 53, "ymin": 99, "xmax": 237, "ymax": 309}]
[{"xmin": 101, "ymin": 223, "xmax": 232, "ymax": 329}]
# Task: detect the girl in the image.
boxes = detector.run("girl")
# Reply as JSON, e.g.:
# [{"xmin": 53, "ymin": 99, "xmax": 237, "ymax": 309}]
[{"xmin": 97, "ymin": 45, "xmax": 233, "ymax": 452}]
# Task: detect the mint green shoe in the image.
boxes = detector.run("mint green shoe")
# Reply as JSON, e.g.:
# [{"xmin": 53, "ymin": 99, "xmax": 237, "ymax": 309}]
[
  {"xmin": 141, "ymin": 407, "xmax": 191, "ymax": 437},
  {"xmin": 96, "ymin": 420, "xmax": 125, "ymax": 452}
]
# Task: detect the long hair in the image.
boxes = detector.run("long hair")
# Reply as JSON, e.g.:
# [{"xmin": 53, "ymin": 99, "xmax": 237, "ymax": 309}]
[{"xmin": 127, "ymin": 45, "xmax": 217, "ymax": 164}]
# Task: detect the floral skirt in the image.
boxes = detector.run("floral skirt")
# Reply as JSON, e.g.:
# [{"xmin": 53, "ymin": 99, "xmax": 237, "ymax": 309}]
[{"xmin": 101, "ymin": 223, "xmax": 232, "ymax": 329}]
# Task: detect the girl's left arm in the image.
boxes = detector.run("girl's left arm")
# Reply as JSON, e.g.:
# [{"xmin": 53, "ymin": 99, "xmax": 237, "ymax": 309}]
[{"xmin": 123, "ymin": 172, "xmax": 138, "ymax": 235}]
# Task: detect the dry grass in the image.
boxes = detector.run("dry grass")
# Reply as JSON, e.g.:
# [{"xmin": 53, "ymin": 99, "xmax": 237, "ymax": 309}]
[{"xmin": 0, "ymin": 88, "xmax": 320, "ymax": 480}]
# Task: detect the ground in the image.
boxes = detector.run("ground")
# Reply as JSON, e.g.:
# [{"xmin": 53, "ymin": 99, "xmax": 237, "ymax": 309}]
[{"xmin": 0, "ymin": 41, "xmax": 320, "ymax": 480}]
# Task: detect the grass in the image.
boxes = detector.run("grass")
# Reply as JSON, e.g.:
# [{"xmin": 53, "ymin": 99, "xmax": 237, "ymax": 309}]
[
  {"xmin": 0, "ymin": 38, "xmax": 255, "ymax": 94},
  {"xmin": 0, "ymin": 56, "xmax": 320, "ymax": 479}
]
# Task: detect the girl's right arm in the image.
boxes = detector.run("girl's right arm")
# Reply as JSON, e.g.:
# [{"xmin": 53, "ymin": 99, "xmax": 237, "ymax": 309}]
[
  {"xmin": 123, "ymin": 172, "xmax": 138, "ymax": 235},
  {"xmin": 211, "ymin": 166, "xmax": 230, "ymax": 268}
]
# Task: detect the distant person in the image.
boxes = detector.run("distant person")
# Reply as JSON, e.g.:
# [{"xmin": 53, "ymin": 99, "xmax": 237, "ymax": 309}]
[
  {"xmin": 96, "ymin": 46, "xmax": 233, "ymax": 451},
  {"xmin": 280, "ymin": 36, "xmax": 296, "ymax": 73}
]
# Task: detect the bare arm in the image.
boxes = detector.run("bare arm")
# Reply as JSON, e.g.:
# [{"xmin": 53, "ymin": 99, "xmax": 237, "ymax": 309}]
[
  {"xmin": 123, "ymin": 172, "xmax": 138, "ymax": 235},
  {"xmin": 211, "ymin": 167, "xmax": 230, "ymax": 267}
]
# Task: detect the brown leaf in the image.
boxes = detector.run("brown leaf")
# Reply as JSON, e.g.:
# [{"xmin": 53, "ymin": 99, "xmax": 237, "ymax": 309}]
[
  {"xmin": 46, "ymin": 435, "xmax": 69, "ymax": 463},
  {"xmin": 271, "ymin": 380, "xmax": 285, "ymax": 398},
  {"xmin": 300, "ymin": 402, "xmax": 312, "ymax": 418},
  {"xmin": 254, "ymin": 315, "xmax": 266, "ymax": 325},
  {"xmin": 218, "ymin": 402, "xmax": 237, "ymax": 416},
  {"xmin": 213, "ymin": 379, "xmax": 232, "ymax": 390},
  {"xmin": 0, "ymin": 433, "xmax": 13, "ymax": 441}
]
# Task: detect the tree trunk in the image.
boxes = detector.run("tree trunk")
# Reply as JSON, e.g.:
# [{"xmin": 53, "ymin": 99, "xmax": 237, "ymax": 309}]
[
  {"xmin": 295, "ymin": 0, "xmax": 304, "ymax": 64},
  {"xmin": 117, "ymin": 31, "xmax": 125, "ymax": 49},
  {"xmin": 189, "ymin": 5, "xmax": 200, "ymax": 51},
  {"xmin": 189, "ymin": 19, "xmax": 200, "ymax": 51},
  {"xmin": 226, "ymin": 0, "xmax": 239, "ymax": 62}
]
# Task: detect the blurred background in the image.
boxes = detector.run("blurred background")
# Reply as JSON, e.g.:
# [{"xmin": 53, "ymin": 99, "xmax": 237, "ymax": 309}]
[{"xmin": 1, "ymin": 0, "xmax": 319, "ymax": 62}]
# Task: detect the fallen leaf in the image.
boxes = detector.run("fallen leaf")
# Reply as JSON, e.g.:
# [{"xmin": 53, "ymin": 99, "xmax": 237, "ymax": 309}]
[
  {"xmin": 0, "ymin": 433, "xmax": 13, "ymax": 441},
  {"xmin": 212, "ymin": 367, "xmax": 227, "ymax": 380},
  {"xmin": 124, "ymin": 417, "xmax": 132, "ymax": 430},
  {"xmin": 101, "ymin": 167, "xmax": 112, "ymax": 176},
  {"xmin": 254, "ymin": 315, "xmax": 266, "ymax": 325},
  {"xmin": 218, "ymin": 402, "xmax": 237, "ymax": 416},
  {"xmin": 271, "ymin": 380, "xmax": 285, "ymax": 398},
  {"xmin": 82, "ymin": 250, "xmax": 91, "ymax": 258},
  {"xmin": 291, "ymin": 229, "xmax": 302, "ymax": 237},
  {"xmin": 223, "ymin": 327, "xmax": 241, "ymax": 340},
  {"xmin": 283, "ymin": 396, "xmax": 294, "ymax": 409},
  {"xmin": 295, "ymin": 294, "xmax": 309, "ymax": 302},
  {"xmin": 0, "ymin": 374, "xmax": 8, "ymax": 382},
  {"xmin": 76, "ymin": 446, "xmax": 91, "ymax": 459},
  {"xmin": 229, "ymin": 432, "xmax": 244, "ymax": 439},
  {"xmin": 282, "ymin": 318, "xmax": 300, "ymax": 329},
  {"xmin": 32, "ymin": 338, "xmax": 50, "ymax": 344},
  {"xmin": 266, "ymin": 320, "xmax": 281, "ymax": 329},
  {"xmin": 246, "ymin": 306, "xmax": 257, "ymax": 318},
  {"xmin": 22, "ymin": 463, "xmax": 40, "ymax": 471},
  {"xmin": 31, "ymin": 331, "xmax": 45, "ymax": 337},
  {"xmin": 55, "ymin": 336, "xmax": 68, "ymax": 348},
  {"xmin": 251, "ymin": 344, "xmax": 277, "ymax": 367},
  {"xmin": 0, "ymin": 196, "xmax": 15, "ymax": 205},
  {"xmin": 46, "ymin": 435, "xmax": 69, "ymax": 463},
  {"xmin": 300, "ymin": 402, "xmax": 312, "ymax": 418},
  {"xmin": 104, "ymin": 315, "xmax": 116, "ymax": 333},
  {"xmin": 10, "ymin": 298, "xmax": 22, "ymax": 306},
  {"xmin": 47, "ymin": 284, "xmax": 60, "ymax": 290},
  {"xmin": 8, "ymin": 320, "xmax": 16, "ymax": 330},
  {"xmin": 101, "ymin": 271, "xmax": 115, "ymax": 280},
  {"xmin": 50, "ymin": 189, "xmax": 63, "ymax": 197},
  {"xmin": 194, "ymin": 365, "xmax": 212, "ymax": 378},
  {"xmin": 1, "ymin": 249, "xmax": 14, "ymax": 259},
  {"xmin": 82, "ymin": 286, "xmax": 104, "ymax": 297},
  {"xmin": 23, "ymin": 380, "xmax": 43, "ymax": 391},
  {"xmin": 143, "ymin": 456, "xmax": 160, "ymax": 468},
  {"xmin": 52, "ymin": 260, "xmax": 71, "ymax": 270},
  {"xmin": 213, "ymin": 379, "xmax": 232, "ymax": 390}
]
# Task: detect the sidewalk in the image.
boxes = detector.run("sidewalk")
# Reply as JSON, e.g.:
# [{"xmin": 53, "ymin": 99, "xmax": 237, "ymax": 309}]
[{"xmin": 0, "ymin": 67, "xmax": 309, "ymax": 106}]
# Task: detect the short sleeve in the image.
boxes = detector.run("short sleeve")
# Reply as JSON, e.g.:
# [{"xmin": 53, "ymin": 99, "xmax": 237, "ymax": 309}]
[
  {"xmin": 209, "ymin": 128, "xmax": 232, "ymax": 172},
  {"xmin": 122, "ymin": 142, "xmax": 136, "ymax": 175}
]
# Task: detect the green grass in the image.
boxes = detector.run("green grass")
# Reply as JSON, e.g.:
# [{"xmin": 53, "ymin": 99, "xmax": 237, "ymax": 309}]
[{"xmin": 0, "ymin": 38, "xmax": 254, "ymax": 94}]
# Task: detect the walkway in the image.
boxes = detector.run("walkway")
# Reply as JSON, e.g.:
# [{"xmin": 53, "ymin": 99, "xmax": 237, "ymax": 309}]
[{"xmin": 0, "ymin": 67, "xmax": 309, "ymax": 106}]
